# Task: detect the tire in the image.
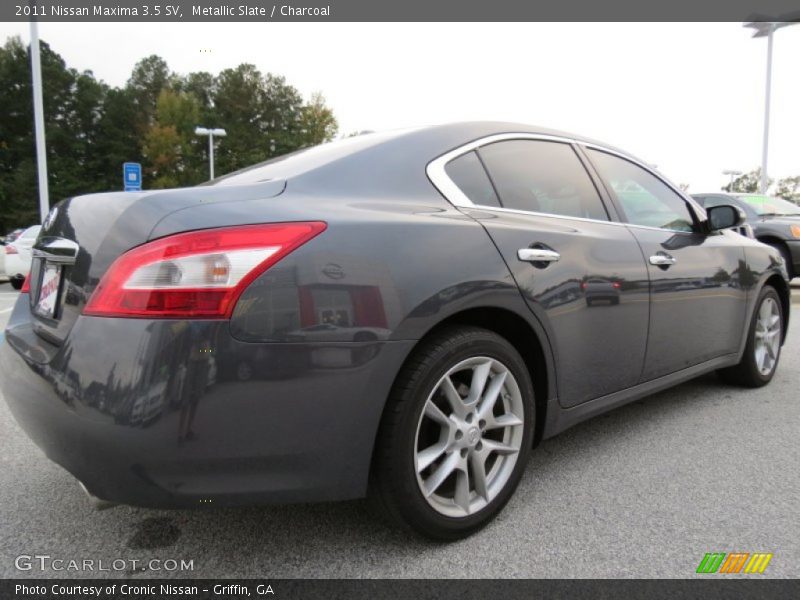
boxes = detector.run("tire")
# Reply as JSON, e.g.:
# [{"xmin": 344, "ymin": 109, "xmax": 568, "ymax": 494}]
[
  {"xmin": 717, "ymin": 286, "xmax": 784, "ymax": 387},
  {"xmin": 10, "ymin": 277, "xmax": 23, "ymax": 290},
  {"xmin": 371, "ymin": 326, "xmax": 535, "ymax": 540},
  {"xmin": 765, "ymin": 242, "xmax": 793, "ymax": 279}
]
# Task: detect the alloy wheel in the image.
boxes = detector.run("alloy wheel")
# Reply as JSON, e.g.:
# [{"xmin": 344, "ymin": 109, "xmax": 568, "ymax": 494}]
[
  {"xmin": 414, "ymin": 356, "xmax": 525, "ymax": 518},
  {"xmin": 754, "ymin": 297, "xmax": 781, "ymax": 376}
]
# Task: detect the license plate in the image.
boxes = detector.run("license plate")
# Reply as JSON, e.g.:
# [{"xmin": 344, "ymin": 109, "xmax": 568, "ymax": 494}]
[{"xmin": 35, "ymin": 264, "xmax": 62, "ymax": 318}]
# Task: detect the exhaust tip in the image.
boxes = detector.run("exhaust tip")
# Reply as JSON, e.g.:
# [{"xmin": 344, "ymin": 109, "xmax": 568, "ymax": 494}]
[{"xmin": 78, "ymin": 481, "xmax": 118, "ymax": 511}]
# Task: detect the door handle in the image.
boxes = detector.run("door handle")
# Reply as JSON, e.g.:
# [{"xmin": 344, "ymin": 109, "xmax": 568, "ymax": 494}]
[
  {"xmin": 649, "ymin": 252, "xmax": 676, "ymax": 267},
  {"xmin": 518, "ymin": 248, "xmax": 560, "ymax": 263}
]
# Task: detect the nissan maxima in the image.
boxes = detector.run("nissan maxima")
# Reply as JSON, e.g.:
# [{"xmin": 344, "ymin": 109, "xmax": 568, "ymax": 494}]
[{"xmin": 0, "ymin": 123, "xmax": 790, "ymax": 540}]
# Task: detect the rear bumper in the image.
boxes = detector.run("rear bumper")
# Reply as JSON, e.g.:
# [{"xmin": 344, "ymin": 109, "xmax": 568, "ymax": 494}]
[{"xmin": 1, "ymin": 301, "xmax": 413, "ymax": 508}]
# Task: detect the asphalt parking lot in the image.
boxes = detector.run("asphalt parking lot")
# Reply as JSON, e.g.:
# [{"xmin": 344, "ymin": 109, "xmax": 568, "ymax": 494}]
[{"xmin": 0, "ymin": 280, "xmax": 798, "ymax": 579}]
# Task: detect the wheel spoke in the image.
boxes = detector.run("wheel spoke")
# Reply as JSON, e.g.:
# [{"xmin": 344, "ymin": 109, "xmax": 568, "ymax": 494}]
[
  {"xmin": 416, "ymin": 442, "xmax": 448, "ymax": 473},
  {"xmin": 453, "ymin": 469, "xmax": 471, "ymax": 513},
  {"xmin": 486, "ymin": 412, "xmax": 524, "ymax": 431},
  {"xmin": 766, "ymin": 340, "xmax": 776, "ymax": 360},
  {"xmin": 482, "ymin": 439, "xmax": 519, "ymax": 456},
  {"xmin": 466, "ymin": 360, "xmax": 493, "ymax": 405},
  {"xmin": 470, "ymin": 451, "xmax": 489, "ymax": 500},
  {"xmin": 476, "ymin": 369, "xmax": 507, "ymax": 421},
  {"xmin": 440, "ymin": 376, "xmax": 468, "ymax": 419},
  {"xmin": 759, "ymin": 300, "xmax": 771, "ymax": 323},
  {"xmin": 424, "ymin": 399, "xmax": 451, "ymax": 428},
  {"xmin": 423, "ymin": 451, "xmax": 460, "ymax": 497}
]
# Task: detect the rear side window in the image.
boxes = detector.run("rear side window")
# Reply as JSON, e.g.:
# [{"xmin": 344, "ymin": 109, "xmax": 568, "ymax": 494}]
[
  {"xmin": 444, "ymin": 151, "xmax": 501, "ymax": 208},
  {"xmin": 587, "ymin": 149, "xmax": 694, "ymax": 232},
  {"xmin": 478, "ymin": 140, "xmax": 609, "ymax": 221}
]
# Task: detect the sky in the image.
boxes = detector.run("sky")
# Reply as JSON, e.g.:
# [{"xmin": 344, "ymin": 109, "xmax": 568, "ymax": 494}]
[{"xmin": 1, "ymin": 21, "xmax": 798, "ymax": 192}]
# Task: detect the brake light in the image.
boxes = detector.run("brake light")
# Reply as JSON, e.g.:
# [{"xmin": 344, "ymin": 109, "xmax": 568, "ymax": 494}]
[
  {"xmin": 5, "ymin": 245, "xmax": 18, "ymax": 255},
  {"xmin": 84, "ymin": 222, "xmax": 326, "ymax": 318},
  {"xmin": 21, "ymin": 272, "xmax": 31, "ymax": 293},
  {"xmin": 612, "ymin": 282, "xmax": 621, "ymax": 289}
]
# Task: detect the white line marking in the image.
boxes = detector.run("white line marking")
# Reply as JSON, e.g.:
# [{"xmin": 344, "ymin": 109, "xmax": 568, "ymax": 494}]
[{"xmin": 0, "ymin": 307, "xmax": 13, "ymax": 314}]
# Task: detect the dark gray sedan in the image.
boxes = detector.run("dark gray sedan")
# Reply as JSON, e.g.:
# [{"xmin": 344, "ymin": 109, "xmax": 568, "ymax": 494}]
[{"xmin": 0, "ymin": 123, "xmax": 790, "ymax": 540}]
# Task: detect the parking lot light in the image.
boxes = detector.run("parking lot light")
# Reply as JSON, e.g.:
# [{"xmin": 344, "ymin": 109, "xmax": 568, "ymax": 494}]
[
  {"xmin": 744, "ymin": 19, "xmax": 800, "ymax": 194},
  {"xmin": 195, "ymin": 126, "xmax": 227, "ymax": 180}
]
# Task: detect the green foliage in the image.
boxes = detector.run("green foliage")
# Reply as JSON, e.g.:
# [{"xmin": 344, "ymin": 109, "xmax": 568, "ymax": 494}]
[
  {"xmin": 0, "ymin": 37, "xmax": 339, "ymax": 232},
  {"xmin": 774, "ymin": 176, "xmax": 800, "ymax": 204},
  {"xmin": 722, "ymin": 169, "xmax": 800, "ymax": 205},
  {"xmin": 723, "ymin": 168, "xmax": 773, "ymax": 194}
]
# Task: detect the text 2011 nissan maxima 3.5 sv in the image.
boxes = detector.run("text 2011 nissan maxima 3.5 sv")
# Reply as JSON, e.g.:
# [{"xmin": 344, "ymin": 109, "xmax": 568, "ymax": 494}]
[{"xmin": 1, "ymin": 123, "xmax": 790, "ymax": 540}]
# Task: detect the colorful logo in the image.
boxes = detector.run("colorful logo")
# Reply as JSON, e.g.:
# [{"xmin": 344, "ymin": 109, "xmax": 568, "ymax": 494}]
[{"xmin": 696, "ymin": 552, "xmax": 773, "ymax": 574}]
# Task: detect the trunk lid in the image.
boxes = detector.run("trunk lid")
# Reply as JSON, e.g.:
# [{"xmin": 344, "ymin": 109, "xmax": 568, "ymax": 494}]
[{"xmin": 27, "ymin": 180, "xmax": 286, "ymax": 345}]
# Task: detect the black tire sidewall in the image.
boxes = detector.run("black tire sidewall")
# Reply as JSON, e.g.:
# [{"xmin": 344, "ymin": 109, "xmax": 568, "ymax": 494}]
[{"xmin": 383, "ymin": 328, "xmax": 535, "ymax": 540}]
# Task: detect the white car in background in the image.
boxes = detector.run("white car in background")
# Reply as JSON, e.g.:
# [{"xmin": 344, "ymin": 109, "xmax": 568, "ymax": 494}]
[{"xmin": 3, "ymin": 225, "xmax": 41, "ymax": 290}]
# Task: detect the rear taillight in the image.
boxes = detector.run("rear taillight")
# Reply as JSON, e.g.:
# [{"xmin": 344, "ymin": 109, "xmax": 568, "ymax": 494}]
[
  {"xmin": 612, "ymin": 282, "xmax": 621, "ymax": 289},
  {"xmin": 5, "ymin": 245, "xmax": 18, "ymax": 255},
  {"xmin": 21, "ymin": 272, "xmax": 31, "ymax": 293},
  {"xmin": 84, "ymin": 222, "xmax": 326, "ymax": 318}
]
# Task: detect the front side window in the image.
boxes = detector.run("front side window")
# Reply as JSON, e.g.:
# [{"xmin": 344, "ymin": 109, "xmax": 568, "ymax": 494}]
[
  {"xmin": 444, "ymin": 151, "xmax": 501, "ymax": 207},
  {"xmin": 478, "ymin": 140, "xmax": 609, "ymax": 221},
  {"xmin": 587, "ymin": 149, "xmax": 695, "ymax": 232}
]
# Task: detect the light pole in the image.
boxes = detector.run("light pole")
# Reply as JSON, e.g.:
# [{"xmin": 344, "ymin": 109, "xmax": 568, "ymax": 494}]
[
  {"xmin": 194, "ymin": 127, "xmax": 227, "ymax": 180},
  {"xmin": 744, "ymin": 19, "xmax": 799, "ymax": 194},
  {"xmin": 30, "ymin": 19, "xmax": 49, "ymax": 222},
  {"xmin": 722, "ymin": 169, "xmax": 742, "ymax": 190}
]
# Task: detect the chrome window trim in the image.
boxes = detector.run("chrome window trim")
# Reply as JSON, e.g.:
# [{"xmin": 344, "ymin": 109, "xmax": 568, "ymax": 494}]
[
  {"xmin": 426, "ymin": 132, "xmax": 707, "ymax": 233},
  {"xmin": 459, "ymin": 203, "xmax": 628, "ymax": 228}
]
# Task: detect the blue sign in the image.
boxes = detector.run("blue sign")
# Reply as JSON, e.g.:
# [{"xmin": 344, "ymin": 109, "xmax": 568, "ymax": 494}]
[{"xmin": 123, "ymin": 162, "xmax": 142, "ymax": 191}]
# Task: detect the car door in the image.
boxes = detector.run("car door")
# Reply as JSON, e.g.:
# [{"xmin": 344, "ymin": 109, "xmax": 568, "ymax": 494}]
[
  {"xmin": 434, "ymin": 137, "xmax": 651, "ymax": 407},
  {"xmin": 584, "ymin": 148, "xmax": 747, "ymax": 381}
]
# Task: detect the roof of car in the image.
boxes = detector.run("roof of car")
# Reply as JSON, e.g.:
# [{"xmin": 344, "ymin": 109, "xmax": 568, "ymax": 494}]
[{"xmin": 212, "ymin": 121, "xmax": 640, "ymax": 189}]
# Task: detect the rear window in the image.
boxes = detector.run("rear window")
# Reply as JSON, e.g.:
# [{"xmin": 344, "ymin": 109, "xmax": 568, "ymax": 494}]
[{"xmin": 210, "ymin": 130, "xmax": 413, "ymax": 186}]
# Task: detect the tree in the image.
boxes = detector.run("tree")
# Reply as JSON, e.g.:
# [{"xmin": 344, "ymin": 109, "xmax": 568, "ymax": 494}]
[
  {"xmin": 126, "ymin": 55, "xmax": 176, "ymax": 133},
  {"xmin": 93, "ymin": 87, "xmax": 142, "ymax": 191},
  {"xmin": 0, "ymin": 37, "xmax": 108, "ymax": 232},
  {"xmin": 298, "ymin": 92, "xmax": 338, "ymax": 147},
  {"xmin": 774, "ymin": 176, "xmax": 800, "ymax": 204},
  {"xmin": 142, "ymin": 89, "xmax": 202, "ymax": 188},
  {"xmin": 723, "ymin": 168, "xmax": 773, "ymax": 194},
  {"xmin": 0, "ymin": 37, "xmax": 339, "ymax": 230}
]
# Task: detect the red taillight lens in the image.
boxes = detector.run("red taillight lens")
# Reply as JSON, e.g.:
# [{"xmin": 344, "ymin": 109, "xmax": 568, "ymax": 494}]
[
  {"xmin": 581, "ymin": 282, "xmax": 587, "ymax": 290},
  {"xmin": 84, "ymin": 222, "xmax": 326, "ymax": 318},
  {"xmin": 21, "ymin": 272, "xmax": 31, "ymax": 293},
  {"xmin": 5, "ymin": 245, "xmax": 18, "ymax": 255},
  {"xmin": 612, "ymin": 282, "xmax": 621, "ymax": 289}
]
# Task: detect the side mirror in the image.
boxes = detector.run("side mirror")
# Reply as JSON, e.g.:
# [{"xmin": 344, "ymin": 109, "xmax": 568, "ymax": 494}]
[{"xmin": 706, "ymin": 204, "xmax": 746, "ymax": 232}]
